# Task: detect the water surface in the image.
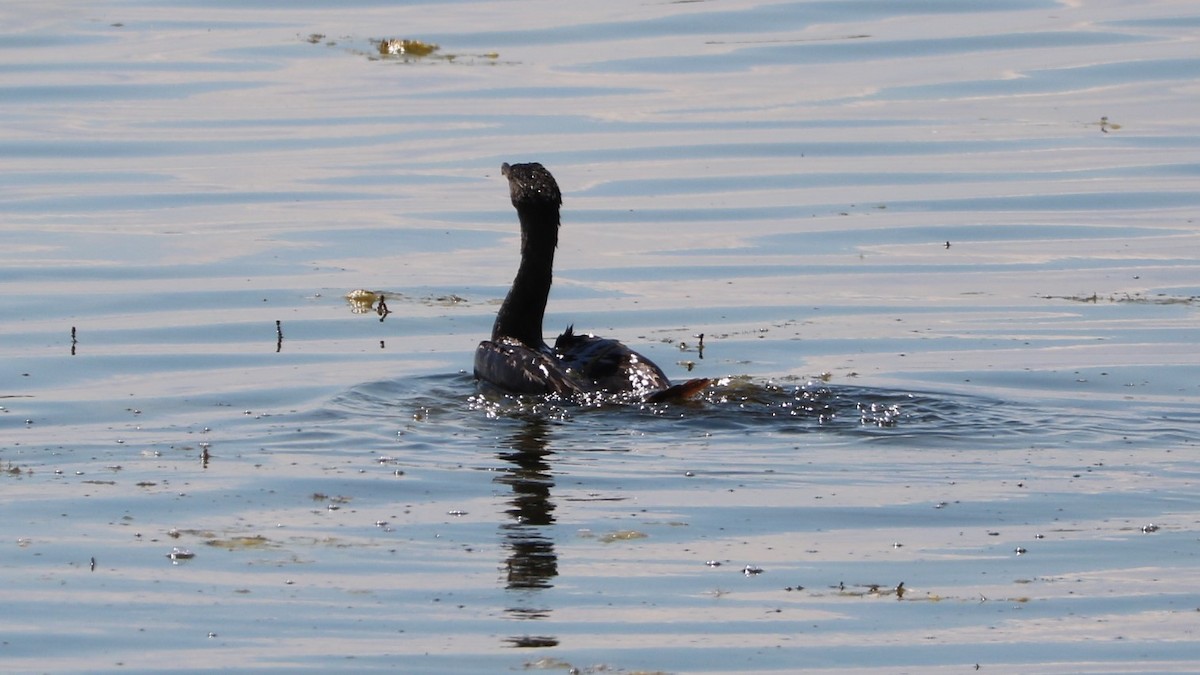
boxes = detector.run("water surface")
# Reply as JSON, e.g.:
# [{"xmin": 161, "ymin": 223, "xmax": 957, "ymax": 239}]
[{"xmin": 2, "ymin": 0, "xmax": 1199, "ymax": 672}]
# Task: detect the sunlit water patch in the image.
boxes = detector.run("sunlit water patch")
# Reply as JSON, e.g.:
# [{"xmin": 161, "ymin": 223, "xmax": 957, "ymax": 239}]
[
  {"xmin": 333, "ymin": 372, "xmax": 1194, "ymax": 451},
  {"xmin": 331, "ymin": 373, "xmax": 1046, "ymax": 437}
]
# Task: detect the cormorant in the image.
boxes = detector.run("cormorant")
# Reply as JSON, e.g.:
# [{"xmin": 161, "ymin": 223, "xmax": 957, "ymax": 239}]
[{"xmin": 474, "ymin": 162, "xmax": 708, "ymax": 402}]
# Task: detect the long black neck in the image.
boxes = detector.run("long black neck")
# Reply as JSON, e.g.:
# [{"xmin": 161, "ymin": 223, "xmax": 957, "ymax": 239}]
[{"xmin": 491, "ymin": 206, "xmax": 558, "ymax": 348}]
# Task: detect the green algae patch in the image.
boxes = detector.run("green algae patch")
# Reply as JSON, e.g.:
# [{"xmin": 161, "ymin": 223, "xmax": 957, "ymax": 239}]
[
  {"xmin": 378, "ymin": 38, "xmax": 439, "ymax": 57},
  {"xmin": 599, "ymin": 530, "xmax": 649, "ymax": 543},
  {"xmin": 205, "ymin": 535, "xmax": 276, "ymax": 551},
  {"xmin": 301, "ymin": 33, "xmax": 501, "ymax": 64}
]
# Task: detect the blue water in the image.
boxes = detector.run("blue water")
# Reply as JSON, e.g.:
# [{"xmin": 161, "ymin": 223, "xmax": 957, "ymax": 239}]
[{"xmin": 2, "ymin": 0, "xmax": 1199, "ymax": 672}]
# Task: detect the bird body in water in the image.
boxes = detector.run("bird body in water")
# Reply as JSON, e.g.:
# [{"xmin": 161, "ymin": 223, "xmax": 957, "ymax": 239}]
[{"xmin": 474, "ymin": 162, "xmax": 708, "ymax": 402}]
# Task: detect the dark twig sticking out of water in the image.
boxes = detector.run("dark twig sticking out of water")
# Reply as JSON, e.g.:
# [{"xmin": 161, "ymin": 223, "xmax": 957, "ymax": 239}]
[
  {"xmin": 376, "ymin": 294, "xmax": 391, "ymax": 322},
  {"xmin": 275, "ymin": 320, "xmax": 283, "ymax": 353},
  {"xmin": 71, "ymin": 326, "xmax": 77, "ymax": 356}
]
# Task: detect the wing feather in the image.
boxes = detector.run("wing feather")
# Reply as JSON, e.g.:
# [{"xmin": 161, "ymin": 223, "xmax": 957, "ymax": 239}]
[{"xmin": 474, "ymin": 338, "xmax": 582, "ymax": 396}]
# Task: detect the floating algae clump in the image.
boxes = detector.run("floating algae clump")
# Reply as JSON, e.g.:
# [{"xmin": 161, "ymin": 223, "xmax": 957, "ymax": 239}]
[{"xmin": 378, "ymin": 38, "xmax": 439, "ymax": 57}]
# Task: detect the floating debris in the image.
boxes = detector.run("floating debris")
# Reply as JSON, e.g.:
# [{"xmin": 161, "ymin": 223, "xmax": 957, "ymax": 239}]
[
  {"xmin": 378, "ymin": 38, "xmax": 439, "ymax": 57},
  {"xmin": 430, "ymin": 294, "xmax": 466, "ymax": 306},
  {"xmin": 505, "ymin": 635, "xmax": 559, "ymax": 648},
  {"xmin": 205, "ymin": 535, "xmax": 274, "ymax": 551},
  {"xmin": 302, "ymin": 32, "xmax": 500, "ymax": 64},
  {"xmin": 346, "ymin": 289, "xmax": 379, "ymax": 314},
  {"xmin": 599, "ymin": 530, "xmax": 648, "ymax": 543},
  {"xmin": 1041, "ymin": 292, "xmax": 1197, "ymax": 306},
  {"xmin": 168, "ymin": 547, "xmax": 195, "ymax": 562},
  {"xmin": 524, "ymin": 657, "xmax": 575, "ymax": 671}
]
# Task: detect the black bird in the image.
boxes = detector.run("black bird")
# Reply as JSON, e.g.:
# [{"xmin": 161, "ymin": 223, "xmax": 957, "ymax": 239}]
[{"xmin": 474, "ymin": 162, "xmax": 708, "ymax": 402}]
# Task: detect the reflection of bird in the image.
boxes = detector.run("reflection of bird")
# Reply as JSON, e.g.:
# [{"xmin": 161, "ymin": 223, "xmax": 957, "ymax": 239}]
[{"xmin": 474, "ymin": 162, "xmax": 708, "ymax": 402}]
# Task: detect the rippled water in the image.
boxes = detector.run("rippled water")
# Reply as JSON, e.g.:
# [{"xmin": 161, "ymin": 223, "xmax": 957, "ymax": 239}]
[{"xmin": 3, "ymin": 0, "xmax": 1199, "ymax": 672}]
